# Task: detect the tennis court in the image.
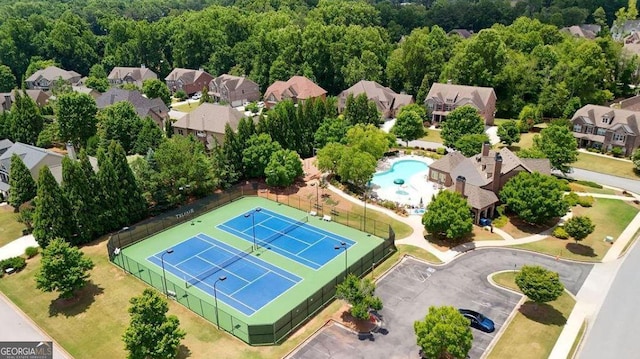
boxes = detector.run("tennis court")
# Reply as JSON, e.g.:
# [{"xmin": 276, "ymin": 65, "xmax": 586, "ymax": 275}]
[
  {"xmin": 217, "ymin": 208, "xmax": 356, "ymax": 269},
  {"xmin": 147, "ymin": 233, "xmax": 301, "ymax": 316}
]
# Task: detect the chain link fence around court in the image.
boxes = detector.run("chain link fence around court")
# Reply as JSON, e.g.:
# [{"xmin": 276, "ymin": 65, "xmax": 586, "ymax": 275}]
[{"xmin": 107, "ymin": 185, "xmax": 397, "ymax": 345}]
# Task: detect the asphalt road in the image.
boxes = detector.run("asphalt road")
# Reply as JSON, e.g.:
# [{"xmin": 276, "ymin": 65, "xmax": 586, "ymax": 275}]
[
  {"xmin": 289, "ymin": 248, "xmax": 593, "ymax": 359},
  {"xmin": 558, "ymin": 168, "xmax": 640, "ymax": 194},
  {"xmin": 579, "ymin": 240, "xmax": 640, "ymax": 358},
  {"xmin": 0, "ymin": 293, "xmax": 70, "ymax": 358}
]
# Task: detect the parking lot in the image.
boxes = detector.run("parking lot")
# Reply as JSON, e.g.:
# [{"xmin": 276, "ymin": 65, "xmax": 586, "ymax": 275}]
[{"xmin": 288, "ymin": 248, "xmax": 593, "ymax": 359}]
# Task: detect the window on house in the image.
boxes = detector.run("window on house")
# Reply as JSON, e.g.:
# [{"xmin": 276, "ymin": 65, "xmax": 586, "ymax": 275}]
[
  {"xmin": 430, "ymin": 171, "xmax": 438, "ymax": 180},
  {"xmin": 178, "ymin": 129, "xmax": 184, "ymax": 135},
  {"xmin": 445, "ymin": 105, "xmax": 452, "ymax": 111},
  {"xmin": 596, "ymin": 128, "xmax": 607, "ymax": 136},
  {"xmin": 602, "ymin": 116, "xmax": 611, "ymax": 124},
  {"xmin": 586, "ymin": 126, "xmax": 593, "ymax": 134},
  {"xmin": 427, "ymin": 103, "xmax": 434, "ymax": 109},
  {"xmin": 573, "ymin": 124, "xmax": 582, "ymax": 132},
  {"xmin": 613, "ymin": 133, "xmax": 626, "ymax": 142}
]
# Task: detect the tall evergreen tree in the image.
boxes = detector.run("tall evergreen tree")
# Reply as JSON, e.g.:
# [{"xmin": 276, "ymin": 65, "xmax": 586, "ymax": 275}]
[
  {"xmin": 32, "ymin": 166, "xmax": 75, "ymax": 248},
  {"xmin": 61, "ymin": 157, "xmax": 96, "ymax": 245},
  {"xmin": 7, "ymin": 153, "xmax": 37, "ymax": 210},
  {"xmin": 222, "ymin": 124, "xmax": 243, "ymax": 181},
  {"xmin": 10, "ymin": 90, "xmax": 43, "ymax": 145},
  {"xmin": 343, "ymin": 93, "xmax": 381, "ymax": 126},
  {"xmin": 77, "ymin": 150, "xmax": 102, "ymax": 236},
  {"xmin": 107, "ymin": 141, "xmax": 147, "ymax": 224},
  {"xmin": 133, "ymin": 118, "xmax": 164, "ymax": 155},
  {"xmin": 96, "ymin": 147, "xmax": 124, "ymax": 231},
  {"xmin": 56, "ymin": 92, "xmax": 98, "ymax": 148}
]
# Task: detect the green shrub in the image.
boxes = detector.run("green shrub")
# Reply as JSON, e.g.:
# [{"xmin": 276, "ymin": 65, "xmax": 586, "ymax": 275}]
[
  {"xmin": 25, "ymin": 246, "xmax": 38, "ymax": 258},
  {"xmin": 553, "ymin": 227, "xmax": 569, "ymax": 239},
  {"xmin": 0, "ymin": 256, "xmax": 27, "ymax": 272},
  {"xmin": 558, "ymin": 179, "xmax": 571, "ymax": 192},
  {"xmin": 174, "ymin": 89, "xmax": 187, "ymax": 101},
  {"xmin": 492, "ymin": 215, "xmax": 508, "ymax": 228},
  {"xmin": 577, "ymin": 196, "xmax": 594, "ymax": 207},
  {"xmin": 565, "ymin": 192, "xmax": 579, "ymax": 206},
  {"xmin": 436, "ymin": 147, "xmax": 447, "ymax": 155},
  {"xmin": 575, "ymin": 180, "xmax": 603, "ymax": 189},
  {"xmin": 611, "ymin": 146, "xmax": 624, "ymax": 158},
  {"xmin": 496, "ymin": 204, "xmax": 507, "ymax": 216}
]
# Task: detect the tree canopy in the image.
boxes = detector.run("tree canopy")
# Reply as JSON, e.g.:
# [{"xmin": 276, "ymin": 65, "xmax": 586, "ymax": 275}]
[
  {"xmin": 499, "ymin": 172, "xmax": 569, "ymax": 224},
  {"xmin": 335, "ymin": 273, "xmax": 383, "ymax": 321},
  {"xmin": 531, "ymin": 122, "xmax": 578, "ymax": 174},
  {"xmin": 7, "ymin": 154, "xmax": 37, "ymax": 210},
  {"xmin": 35, "ymin": 238, "xmax": 94, "ymax": 299},
  {"xmin": 440, "ymin": 106, "xmax": 485, "ymax": 148},
  {"xmin": 515, "ymin": 265, "xmax": 565, "ymax": 306},
  {"xmin": 56, "ymin": 92, "xmax": 98, "ymax": 148},
  {"xmin": 422, "ymin": 190, "xmax": 473, "ymax": 241},
  {"xmin": 392, "ymin": 107, "xmax": 425, "ymax": 147},
  {"xmin": 414, "ymin": 306, "xmax": 473, "ymax": 359},
  {"xmin": 564, "ymin": 215, "xmax": 596, "ymax": 242}
]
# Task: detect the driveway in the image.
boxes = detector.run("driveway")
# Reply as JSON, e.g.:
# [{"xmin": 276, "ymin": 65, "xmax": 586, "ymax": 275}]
[
  {"xmin": 560, "ymin": 168, "xmax": 640, "ymax": 194},
  {"xmin": 288, "ymin": 248, "xmax": 593, "ymax": 359}
]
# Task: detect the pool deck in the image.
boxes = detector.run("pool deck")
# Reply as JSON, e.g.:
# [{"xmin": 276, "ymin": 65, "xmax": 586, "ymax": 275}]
[{"xmin": 371, "ymin": 156, "xmax": 441, "ymax": 207}]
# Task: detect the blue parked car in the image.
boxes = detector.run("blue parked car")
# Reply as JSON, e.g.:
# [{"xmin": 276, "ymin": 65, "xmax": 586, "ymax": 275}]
[{"xmin": 458, "ymin": 309, "xmax": 495, "ymax": 333}]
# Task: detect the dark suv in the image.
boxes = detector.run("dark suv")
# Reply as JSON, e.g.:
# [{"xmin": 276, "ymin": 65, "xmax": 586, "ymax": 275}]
[{"xmin": 458, "ymin": 309, "xmax": 495, "ymax": 333}]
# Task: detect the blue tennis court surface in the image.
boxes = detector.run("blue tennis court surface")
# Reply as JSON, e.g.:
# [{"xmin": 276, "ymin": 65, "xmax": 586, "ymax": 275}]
[
  {"xmin": 217, "ymin": 208, "xmax": 356, "ymax": 269},
  {"xmin": 147, "ymin": 234, "xmax": 301, "ymax": 316}
]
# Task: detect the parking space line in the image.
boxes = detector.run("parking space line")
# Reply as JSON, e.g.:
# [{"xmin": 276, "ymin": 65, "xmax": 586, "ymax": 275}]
[{"xmin": 479, "ymin": 290, "xmax": 519, "ymax": 305}]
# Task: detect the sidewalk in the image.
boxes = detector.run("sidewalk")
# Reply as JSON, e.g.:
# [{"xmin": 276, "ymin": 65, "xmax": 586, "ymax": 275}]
[{"xmin": 0, "ymin": 234, "xmax": 37, "ymax": 261}]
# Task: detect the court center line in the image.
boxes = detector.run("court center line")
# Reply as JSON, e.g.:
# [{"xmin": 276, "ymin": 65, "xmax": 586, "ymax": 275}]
[
  {"xmin": 229, "ymin": 271, "xmax": 271, "ymax": 297},
  {"xmin": 238, "ymin": 215, "xmax": 272, "ymax": 235},
  {"xmin": 166, "ymin": 236, "xmax": 222, "ymax": 268},
  {"xmin": 196, "ymin": 233, "xmax": 301, "ymax": 285},
  {"xmin": 294, "ymin": 234, "xmax": 332, "ymax": 257},
  {"xmin": 258, "ymin": 208, "xmax": 356, "ymax": 246},
  {"xmin": 194, "ymin": 254, "xmax": 250, "ymax": 284}
]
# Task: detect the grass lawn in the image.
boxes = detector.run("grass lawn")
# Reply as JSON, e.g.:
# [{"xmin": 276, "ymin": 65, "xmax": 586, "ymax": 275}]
[
  {"xmin": 487, "ymin": 272, "xmax": 576, "ymax": 359},
  {"xmin": 0, "ymin": 238, "xmax": 429, "ymax": 359},
  {"xmin": 572, "ymin": 152, "xmax": 639, "ymax": 180},
  {"xmin": 514, "ymin": 198, "xmax": 639, "ymax": 261},
  {"xmin": 497, "ymin": 131, "xmax": 536, "ymax": 152},
  {"xmin": 171, "ymin": 102, "xmax": 201, "ymax": 113},
  {"xmin": 567, "ymin": 182, "xmax": 617, "ymax": 195},
  {"xmin": 0, "ymin": 205, "xmax": 24, "ymax": 247},
  {"xmin": 419, "ymin": 128, "xmax": 444, "ymax": 144}
]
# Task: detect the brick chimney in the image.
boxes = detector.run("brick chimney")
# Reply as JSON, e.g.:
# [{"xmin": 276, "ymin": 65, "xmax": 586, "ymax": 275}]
[
  {"xmin": 455, "ymin": 176, "xmax": 466, "ymax": 197},
  {"xmin": 492, "ymin": 154, "xmax": 503, "ymax": 193},
  {"xmin": 482, "ymin": 142, "xmax": 490, "ymax": 157}
]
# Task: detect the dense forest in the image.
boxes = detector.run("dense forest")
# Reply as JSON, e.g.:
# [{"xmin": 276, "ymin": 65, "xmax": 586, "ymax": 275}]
[{"xmin": 0, "ymin": 0, "xmax": 636, "ymax": 117}]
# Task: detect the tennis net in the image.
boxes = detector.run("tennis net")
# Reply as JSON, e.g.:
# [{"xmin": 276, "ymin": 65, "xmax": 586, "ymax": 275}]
[
  {"xmin": 185, "ymin": 244, "xmax": 253, "ymax": 288},
  {"xmin": 257, "ymin": 216, "xmax": 308, "ymax": 249}
]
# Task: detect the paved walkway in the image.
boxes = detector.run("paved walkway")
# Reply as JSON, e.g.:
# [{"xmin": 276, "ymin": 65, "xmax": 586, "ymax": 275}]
[{"xmin": 0, "ymin": 234, "xmax": 37, "ymax": 261}]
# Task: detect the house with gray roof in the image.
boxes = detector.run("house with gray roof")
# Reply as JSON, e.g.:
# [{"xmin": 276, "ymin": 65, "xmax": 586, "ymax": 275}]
[
  {"xmin": 209, "ymin": 74, "xmax": 261, "ymax": 107},
  {"xmin": 425, "ymin": 82, "xmax": 497, "ymax": 125},
  {"xmin": 561, "ymin": 24, "xmax": 601, "ymax": 39},
  {"xmin": 0, "ymin": 142, "xmax": 64, "ymax": 197},
  {"xmin": 165, "ymin": 68, "xmax": 213, "ymax": 96},
  {"xmin": 25, "ymin": 66, "xmax": 82, "ymax": 91},
  {"xmin": 570, "ymin": 104, "xmax": 640, "ymax": 156},
  {"xmin": 448, "ymin": 29, "xmax": 474, "ymax": 39},
  {"xmin": 338, "ymin": 80, "xmax": 414, "ymax": 118},
  {"xmin": 96, "ymin": 88, "xmax": 170, "ymax": 128},
  {"xmin": 172, "ymin": 103, "xmax": 247, "ymax": 150},
  {"xmin": 108, "ymin": 66, "xmax": 158, "ymax": 88},
  {"xmin": 0, "ymin": 90, "xmax": 50, "ymax": 111},
  {"xmin": 612, "ymin": 19, "xmax": 640, "ymax": 41},
  {"xmin": 428, "ymin": 144, "xmax": 551, "ymax": 224}
]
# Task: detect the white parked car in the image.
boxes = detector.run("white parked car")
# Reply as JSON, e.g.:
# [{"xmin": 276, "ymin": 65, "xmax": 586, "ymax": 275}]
[{"xmin": 192, "ymin": 92, "xmax": 202, "ymax": 100}]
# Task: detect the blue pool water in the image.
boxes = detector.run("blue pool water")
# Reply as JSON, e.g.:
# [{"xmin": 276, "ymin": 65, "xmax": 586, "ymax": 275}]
[{"xmin": 371, "ymin": 160, "xmax": 429, "ymax": 189}]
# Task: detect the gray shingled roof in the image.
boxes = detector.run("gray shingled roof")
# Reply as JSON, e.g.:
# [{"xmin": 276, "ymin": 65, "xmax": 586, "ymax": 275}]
[
  {"xmin": 0, "ymin": 142, "xmax": 64, "ymax": 181},
  {"xmin": 172, "ymin": 103, "xmax": 245, "ymax": 134},
  {"xmin": 165, "ymin": 68, "xmax": 211, "ymax": 84},
  {"xmin": 571, "ymin": 105, "xmax": 640, "ymax": 136},
  {"xmin": 108, "ymin": 67, "xmax": 157, "ymax": 82},
  {"xmin": 339, "ymin": 80, "xmax": 414, "ymax": 112},
  {"xmin": 426, "ymin": 83, "xmax": 495, "ymax": 111},
  {"xmin": 455, "ymin": 183, "xmax": 499, "ymax": 209},
  {"xmin": 96, "ymin": 88, "xmax": 169, "ymax": 119},
  {"xmin": 428, "ymin": 151, "xmax": 466, "ymax": 173},
  {"xmin": 26, "ymin": 66, "xmax": 81, "ymax": 83}
]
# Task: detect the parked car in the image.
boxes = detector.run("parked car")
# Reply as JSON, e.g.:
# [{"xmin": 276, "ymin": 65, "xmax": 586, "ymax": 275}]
[
  {"xmin": 458, "ymin": 309, "xmax": 495, "ymax": 333},
  {"xmin": 192, "ymin": 92, "xmax": 202, "ymax": 100}
]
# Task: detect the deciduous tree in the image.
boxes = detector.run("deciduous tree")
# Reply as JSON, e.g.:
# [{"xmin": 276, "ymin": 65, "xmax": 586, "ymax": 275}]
[
  {"xmin": 335, "ymin": 273, "xmax": 383, "ymax": 321},
  {"xmin": 455, "ymin": 134, "xmax": 490, "ymax": 157},
  {"xmin": 515, "ymin": 265, "xmax": 564, "ymax": 308},
  {"xmin": 392, "ymin": 108, "xmax": 424, "ymax": 147},
  {"xmin": 265, "ymin": 149, "xmax": 303, "ymax": 187},
  {"xmin": 345, "ymin": 124, "xmax": 393, "ymax": 159},
  {"xmin": 336, "ymin": 146, "xmax": 377, "ymax": 189},
  {"xmin": 440, "ymin": 106, "xmax": 485, "ymax": 148},
  {"xmin": 10, "ymin": 90, "xmax": 43, "ymax": 145},
  {"xmin": 499, "ymin": 172, "xmax": 569, "ymax": 224},
  {"xmin": 414, "ymin": 306, "xmax": 473, "ymax": 359},
  {"xmin": 142, "ymin": 79, "xmax": 171, "ymax": 106},
  {"xmin": 56, "ymin": 92, "xmax": 98, "ymax": 148},
  {"xmin": 97, "ymin": 101, "xmax": 143, "ymax": 154},
  {"xmin": 343, "ymin": 93, "xmax": 381, "ymax": 126},
  {"xmin": 8, "ymin": 154, "xmax": 37, "ymax": 210},
  {"xmin": 133, "ymin": 118, "xmax": 164, "ymax": 155},
  {"xmin": 422, "ymin": 190, "xmax": 473, "ymax": 241},
  {"xmin": 497, "ymin": 120, "xmax": 521, "ymax": 146},
  {"xmin": 314, "ymin": 117, "xmax": 351, "ymax": 148},
  {"xmin": 123, "ymin": 289, "xmax": 185, "ymax": 359},
  {"xmin": 0, "ymin": 64, "xmax": 16, "ymax": 92},
  {"xmin": 563, "ymin": 215, "xmax": 595, "ymax": 242},
  {"xmin": 531, "ymin": 122, "xmax": 578, "ymax": 174},
  {"xmin": 242, "ymin": 133, "xmax": 283, "ymax": 179},
  {"xmin": 35, "ymin": 238, "xmax": 94, "ymax": 299}
]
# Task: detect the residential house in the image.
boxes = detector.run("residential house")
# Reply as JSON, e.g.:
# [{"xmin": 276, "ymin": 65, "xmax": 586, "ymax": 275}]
[
  {"xmin": 622, "ymin": 31, "xmax": 640, "ymax": 56},
  {"xmin": 263, "ymin": 76, "xmax": 327, "ymax": 109},
  {"xmin": 108, "ymin": 66, "xmax": 158, "ymax": 88},
  {"xmin": 612, "ymin": 19, "xmax": 640, "ymax": 41},
  {"xmin": 425, "ymin": 82, "xmax": 497, "ymax": 125},
  {"xmin": 165, "ymin": 68, "xmax": 213, "ymax": 96},
  {"xmin": 72, "ymin": 86, "xmax": 101, "ymax": 99},
  {"xmin": 25, "ymin": 66, "xmax": 82, "ymax": 91},
  {"xmin": 337, "ymin": 80, "xmax": 414, "ymax": 118},
  {"xmin": 0, "ymin": 142, "xmax": 65, "ymax": 198},
  {"xmin": 209, "ymin": 74, "xmax": 261, "ymax": 107},
  {"xmin": 428, "ymin": 144, "xmax": 551, "ymax": 224},
  {"xmin": 96, "ymin": 88, "xmax": 170, "ymax": 128},
  {"xmin": 0, "ymin": 139, "xmax": 12, "ymax": 157},
  {"xmin": 172, "ymin": 103, "xmax": 246, "ymax": 150},
  {"xmin": 560, "ymin": 24, "xmax": 601, "ymax": 39},
  {"xmin": 448, "ymin": 29, "xmax": 474, "ymax": 39},
  {"xmin": 570, "ymin": 104, "xmax": 640, "ymax": 156},
  {"xmin": 0, "ymin": 90, "xmax": 50, "ymax": 111}
]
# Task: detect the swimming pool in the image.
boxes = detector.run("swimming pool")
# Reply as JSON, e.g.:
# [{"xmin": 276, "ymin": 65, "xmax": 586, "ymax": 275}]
[{"xmin": 370, "ymin": 159, "xmax": 435, "ymax": 208}]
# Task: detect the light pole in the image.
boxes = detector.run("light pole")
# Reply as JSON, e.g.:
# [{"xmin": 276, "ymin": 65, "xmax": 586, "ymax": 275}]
[
  {"xmin": 334, "ymin": 242, "xmax": 348, "ymax": 277},
  {"xmin": 214, "ymin": 276, "xmax": 227, "ymax": 330},
  {"xmin": 161, "ymin": 249, "xmax": 174, "ymax": 298},
  {"xmin": 244, "ymin": 207, "xmax": 262, "ymax": 251}
]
